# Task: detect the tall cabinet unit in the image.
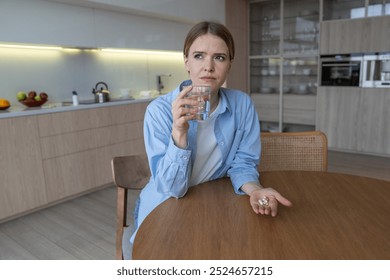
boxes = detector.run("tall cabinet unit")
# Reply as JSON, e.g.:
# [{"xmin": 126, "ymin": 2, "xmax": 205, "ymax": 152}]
[
  {"xmin": 316, "ymin": 0, "xmax": 390, "ymax": 156},
  {"xmin": 249, "ymin": 0, "xmax": 320, "ymax": 132}
]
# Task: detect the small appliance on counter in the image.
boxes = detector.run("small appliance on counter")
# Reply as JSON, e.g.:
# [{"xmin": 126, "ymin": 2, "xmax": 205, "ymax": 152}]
[
  {"xmin": 361, "ymin": 53, "xmax": 390, "ymax": 88},
  {"xmin": 92, "ymin": 81, "xmax": 110, "ymax": 103}
]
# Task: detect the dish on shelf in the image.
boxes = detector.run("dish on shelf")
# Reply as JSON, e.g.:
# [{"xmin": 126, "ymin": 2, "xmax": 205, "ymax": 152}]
[
  {"xmin": 283, "ymin": 86, "xmax": 291, "ymax": 93},
  {"xmin": 19, "ymin": 99, "xmax": 48, "ymax": 107},
  {"xmin": 269, "ymin": 69, "xmax": 278, "ymax": 75},
  {"xmin": 300, "ymin": 10, "xmax": 318, "ymax": 16},
  {"xmin": 259, "ymin": 87, "xmax": 275, "ymax": 94},
  {"xmin": 261, "ymin": 69, "xmax": 269, "ymax": 75}
]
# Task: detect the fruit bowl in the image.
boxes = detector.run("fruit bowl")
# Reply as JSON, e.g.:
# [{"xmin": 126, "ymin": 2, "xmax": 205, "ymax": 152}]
[{"xmin": 19, "ymin": 99, "xmax": 48, "ymax": 107}]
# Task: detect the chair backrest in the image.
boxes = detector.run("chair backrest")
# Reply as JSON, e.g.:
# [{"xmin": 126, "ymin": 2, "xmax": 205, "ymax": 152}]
[
  {"xmin": 259, "ymin": 131, "xmax": 328, "ymax": 172},
  {"xmin": 111, "ymin": 154, "xmax": 150, "ymax": 260}
]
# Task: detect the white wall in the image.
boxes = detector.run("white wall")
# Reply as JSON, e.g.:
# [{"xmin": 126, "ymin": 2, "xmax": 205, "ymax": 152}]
[
  {"xmin": 0, "ymin": 47, "xmax": 188, "ymax": 104},
  {"xmin": 0, "ymin": 0, "xmax": 226, "ymax": 104}
]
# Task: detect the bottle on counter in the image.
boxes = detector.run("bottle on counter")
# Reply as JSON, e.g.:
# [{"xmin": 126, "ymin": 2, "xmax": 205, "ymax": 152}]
[{"xmin": 72, "ymin": 91, "xmax": 79, "ymax": 106}]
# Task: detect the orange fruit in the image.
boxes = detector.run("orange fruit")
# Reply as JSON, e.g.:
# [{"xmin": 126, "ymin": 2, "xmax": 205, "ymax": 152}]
[{"xmin": 0, "ymin": 98, "xmax": 11, "ymax": 109}]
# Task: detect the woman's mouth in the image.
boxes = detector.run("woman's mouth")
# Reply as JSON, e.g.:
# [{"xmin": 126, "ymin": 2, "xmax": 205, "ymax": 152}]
[{"xmin": 200, "ymin": 77, "xmax": 215, "ymax": 83}]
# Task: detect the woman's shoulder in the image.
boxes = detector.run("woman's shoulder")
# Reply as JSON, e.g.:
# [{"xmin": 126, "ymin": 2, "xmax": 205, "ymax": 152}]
[{"xmin": 220, "ymin": 87, "xmax": 254, "ymax": 105}]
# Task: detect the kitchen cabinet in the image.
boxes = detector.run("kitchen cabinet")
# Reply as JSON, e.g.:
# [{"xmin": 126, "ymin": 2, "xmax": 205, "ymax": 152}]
[
  {"xmin": 0, "ymin": 101, "xmax": 149, "ymax": 222},
  {"xmin": 38, "ymin": 102, "xmax": 148, "ymax": 202},
  {"xmin": 0, "ymin": 116, "xmax": 47, "ymax": 221},
  {"xmin": 0, "ymin": 0, "xmax": 192, "ymax": 51},
  {"xmin": 316, "ymin": 87, "xmax": 390, "ymax": 155},
  {"xmin": 252, "ymin": 93, "xmax": 316, "ymax": 125},
  {"xmin": 323, "ymin": 0, "xmax": 390, "ymax": 20},
  {"xmin": 249, "ymin": 0, "xmax": 320, "ymax": 131},
  {"xmin": 0, "ymin": 0, "xmax": 96, "ymax": 47},
  {"xmin": 316, "ymin": 87, "xmax": 360, "ymax": 151},
  {"xmin": 320, "ymin": 15, "xmax": 390, "ymax": 54},
  {"xmin": 358, "ymin": 88, "xmax": 390, "ymax": 154}
]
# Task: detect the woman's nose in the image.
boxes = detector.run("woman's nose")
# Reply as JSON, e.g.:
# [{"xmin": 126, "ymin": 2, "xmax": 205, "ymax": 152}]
[{"xmin": 203, "ymin": 58, "xmax": 214, "ymax": 72}]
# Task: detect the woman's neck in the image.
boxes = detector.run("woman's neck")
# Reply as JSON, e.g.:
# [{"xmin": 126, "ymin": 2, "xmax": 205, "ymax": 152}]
[{"xmin": 210, "ymin": 91, "xmax": 220, "ymax": 114}]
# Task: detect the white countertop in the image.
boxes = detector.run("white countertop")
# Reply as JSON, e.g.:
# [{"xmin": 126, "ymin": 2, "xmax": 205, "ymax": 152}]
[{"xmin": 0, "ymin": 97, "xmax": 153, "ymax": 119}]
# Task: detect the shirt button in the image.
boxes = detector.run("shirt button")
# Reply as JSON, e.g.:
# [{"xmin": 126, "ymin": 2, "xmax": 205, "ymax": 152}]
[
  {"xmin": 220, "ymin": 142, "xmax": 225, "ymax": 145},
  {"xmin": 183, "ymin": 156, "xmax": 188, "ymax": 160}
]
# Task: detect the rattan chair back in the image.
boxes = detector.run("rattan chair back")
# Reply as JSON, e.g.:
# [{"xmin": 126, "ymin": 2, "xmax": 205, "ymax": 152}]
[{"xmin": 259, "ymin": 131, "xmax": 328, "ymax": 172}]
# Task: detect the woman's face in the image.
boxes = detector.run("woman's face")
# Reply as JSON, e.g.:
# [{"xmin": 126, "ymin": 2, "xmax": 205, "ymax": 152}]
[{"xmin": 184, "ymin": 33, "xmax": 232, "ymax": 95}]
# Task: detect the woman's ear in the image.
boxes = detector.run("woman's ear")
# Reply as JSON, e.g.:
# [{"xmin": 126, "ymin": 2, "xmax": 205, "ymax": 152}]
[
  {"xmin": 228, "ymin": 60, "xmax": 233, "ymax": 72},
  {"xmin": 184, "ymin": 55, "xmax": 190, "ymax": 74}
]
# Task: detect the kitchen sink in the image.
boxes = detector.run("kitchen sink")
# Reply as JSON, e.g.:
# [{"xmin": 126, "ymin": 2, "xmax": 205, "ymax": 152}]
[{"xmin": 62, "ymin": 97, "xmax": 135, "ymax": 106}]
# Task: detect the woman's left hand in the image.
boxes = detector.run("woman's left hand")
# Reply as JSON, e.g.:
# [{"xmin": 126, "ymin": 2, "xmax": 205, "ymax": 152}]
[{"xmin": 249, "ymin": 187, "xmax": 292, "ymax": 217}]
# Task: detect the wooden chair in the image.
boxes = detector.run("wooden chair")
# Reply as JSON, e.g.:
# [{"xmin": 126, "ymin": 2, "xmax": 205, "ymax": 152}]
[
  {"xmin": 111, "ymin": 154, "xmax": 150, "ymax": 260},
  {"xmin": 259, "ymin": 131, "xmax": 328, "ymax": 172}
]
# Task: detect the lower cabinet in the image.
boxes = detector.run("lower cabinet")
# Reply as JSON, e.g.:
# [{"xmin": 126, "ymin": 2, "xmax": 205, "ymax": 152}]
[
  {"xmin": 252, "ymin": 93, "xmax": 316, "ymax": 126},
  {"xmin": 316, "ymin": 87, "xmax": 390, "ymax": 156},
  {"xmin": 0, "ymin": 101, "xmax": 149, "ymax": 222},
  {"xmin": 358, "ymin": 89, "xmax": 390, "ymax": 155},
  {"xmin": 0, "ymin": 116, "xmax": 47, "ymax": 221}
]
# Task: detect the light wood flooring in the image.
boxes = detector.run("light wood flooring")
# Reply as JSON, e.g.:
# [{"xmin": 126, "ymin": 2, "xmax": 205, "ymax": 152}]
[{"xmin": 0, "ymin": 150, "xmax": 389, "ymax": 260}]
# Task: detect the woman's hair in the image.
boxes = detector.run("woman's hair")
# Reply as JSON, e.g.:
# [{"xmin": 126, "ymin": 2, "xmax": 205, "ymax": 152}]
[{"xmin": 183, "ymin": 21, "xmax": 235, "ymax": 61}]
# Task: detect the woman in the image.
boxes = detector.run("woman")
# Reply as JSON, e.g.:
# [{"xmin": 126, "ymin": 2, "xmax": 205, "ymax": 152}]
[{"xmin": 130, "ymin": 21, "xmax": 292, "ymax": 244}]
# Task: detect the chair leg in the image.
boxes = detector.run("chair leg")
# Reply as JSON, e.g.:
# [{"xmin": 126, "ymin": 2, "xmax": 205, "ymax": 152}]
[{"xmin": 116, "ymin": 187, "xmax": 128, "ymax": 260}]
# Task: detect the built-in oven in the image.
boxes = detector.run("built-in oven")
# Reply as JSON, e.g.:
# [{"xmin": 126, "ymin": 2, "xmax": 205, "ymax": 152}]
[
  {"xmin": 361, "ymin": 53, "xmax": 390, "ymax": 88},
  {"xmin": 320, "ymin": 54, "xmax": 362, "ymax": 86}
]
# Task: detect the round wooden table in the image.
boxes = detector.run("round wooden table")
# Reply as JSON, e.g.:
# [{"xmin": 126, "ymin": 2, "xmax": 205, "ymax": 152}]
[{"xmin": 133, "ymin": 171, "xmax": 390, "ymax": 259}]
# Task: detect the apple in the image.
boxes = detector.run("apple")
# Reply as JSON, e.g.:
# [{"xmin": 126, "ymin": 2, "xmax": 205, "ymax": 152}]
[
  {"xmin": 39, "ymin": 92, "xmax": 48, "ymax": 100},
  {"xmin": 16, "ymin": 91, "xmax": 26, "ymax": 101},
  {"xmin": 28, "ymin": 91, "xmax": 37, "ymax": 99},
  {"xmin": 34, "ymin": 95, "xmax": 42, "ymax": 101}
]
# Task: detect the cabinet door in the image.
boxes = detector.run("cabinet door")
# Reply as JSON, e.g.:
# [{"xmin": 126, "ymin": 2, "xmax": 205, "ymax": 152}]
[
  {"xmin": 0, "ymin": 116, "xmax": 47, "ymax": 221},
  {"xmin": 358, "ymin": 88, "xmax": 390, "ymax": 154},
  {"xmin": 320, "ymin": 18, "xmax": 366, "ymax": 54},
  {"xmin": 361, "ymin": 16, "xmax": 390, "ymax": 53},
  {"xmin": 38, "ymin": 102, "xmax": 148, "ymax": 202},
  {"xmin": 316, "ymin": 87, "xmax": 360, "ymax": 150},
  {"xmin": 0, "ymin": 0, "xmax": 96, "ymax": 47},
  {"xmin": 320, "ymin": 16, "xmax": 390, "ymax": 54},
  {"xmin": 251, "ymin": 94, "xmax": 280, "ymax": 123}
]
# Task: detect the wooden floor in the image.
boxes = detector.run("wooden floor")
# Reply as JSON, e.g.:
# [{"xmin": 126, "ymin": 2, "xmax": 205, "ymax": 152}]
[{"xmin": 0, "ymin": 151, "xmax": 389, "ymax": 260}]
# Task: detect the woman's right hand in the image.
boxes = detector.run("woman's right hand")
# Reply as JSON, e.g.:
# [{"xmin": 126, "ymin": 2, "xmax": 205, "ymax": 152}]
[{"xmin": 171, "ymin": 85, "xmax": 198, "ymax": 148}]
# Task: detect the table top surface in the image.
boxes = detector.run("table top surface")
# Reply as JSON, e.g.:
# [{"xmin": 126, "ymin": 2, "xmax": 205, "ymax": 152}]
[{"xmin": 133, "ymin": 171, "xmax": 390, "ymax": 260}]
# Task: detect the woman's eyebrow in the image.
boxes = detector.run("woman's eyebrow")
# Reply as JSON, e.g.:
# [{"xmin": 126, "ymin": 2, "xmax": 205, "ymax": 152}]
[{"xmin": 192, "ymin": 51, "xmax": 228, "ymax": 56}]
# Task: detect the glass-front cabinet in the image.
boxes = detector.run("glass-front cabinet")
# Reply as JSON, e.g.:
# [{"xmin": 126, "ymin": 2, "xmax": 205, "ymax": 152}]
[
  {"xmin": 250, "ymin": 0, "xmax": 320, "ymax": 132},
  {"xmin": 323, "ymin": 0, "xmax": 390, "ymax": 20}
]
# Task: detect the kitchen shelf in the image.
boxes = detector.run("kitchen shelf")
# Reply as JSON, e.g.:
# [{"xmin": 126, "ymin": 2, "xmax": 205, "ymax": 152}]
[{"xmin": 249, "ymin": 0, "xmax": 320, "ymax": 132}]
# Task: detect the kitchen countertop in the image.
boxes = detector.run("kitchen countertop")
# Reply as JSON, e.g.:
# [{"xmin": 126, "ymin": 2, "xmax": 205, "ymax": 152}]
[{"xmin": 0, "ymin": 97, "xmax": 153, "ymax": 119}]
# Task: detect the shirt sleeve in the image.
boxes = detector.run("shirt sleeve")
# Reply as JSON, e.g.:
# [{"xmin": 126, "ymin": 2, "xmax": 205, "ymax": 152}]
[
  {"xmin": 143, "ymin": 100, "xmax": 192, "ymax": 198},
  {"xmin": 227, "ymin": 95, "xmax": 261, "ymax": 195}
]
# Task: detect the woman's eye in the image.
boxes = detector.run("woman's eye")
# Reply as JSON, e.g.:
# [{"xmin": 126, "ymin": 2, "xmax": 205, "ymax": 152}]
[
  {"xmin": 194, "ymin": 54, "xmax": 203, "ymax": 59},
  {"xmin": 215, "ymin": 55, "xmax": 226, "ymax": 61}
]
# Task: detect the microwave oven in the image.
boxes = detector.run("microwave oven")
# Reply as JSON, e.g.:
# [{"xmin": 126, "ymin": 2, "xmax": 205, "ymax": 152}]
[{"xmin": 320, "ymin": 55, "xmax": 362, "ymax": 87}]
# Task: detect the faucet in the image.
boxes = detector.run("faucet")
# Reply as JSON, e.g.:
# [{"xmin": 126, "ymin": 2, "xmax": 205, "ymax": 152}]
[{"xmin": 157, "ymin": 74, "xmax": 172, "ymax": 94}]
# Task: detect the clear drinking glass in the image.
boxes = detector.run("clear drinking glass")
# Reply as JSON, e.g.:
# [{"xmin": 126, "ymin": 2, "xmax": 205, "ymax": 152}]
[{"xmin": 185, "ymin": 85, "xmax": 211, "ymax": 120}]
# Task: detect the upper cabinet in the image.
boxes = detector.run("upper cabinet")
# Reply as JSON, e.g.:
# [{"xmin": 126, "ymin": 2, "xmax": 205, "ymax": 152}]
[
  {"xmin": 0, "ymin": 0, "xmax": 96, "ymax": 47},
  {"xmin": 320, "ymin": 0, "xmax": 390, "ymax": 54},
  {"xmin": 0, "ymin": 0, "xmax": 224, "ymax": 50},
  {"xmin": 320, "ymin": 15, "xmax": 390, "ymax": 54},
  {"xmin": 323, "ymin": 0, "xmax": 390, "ymax": 20}
]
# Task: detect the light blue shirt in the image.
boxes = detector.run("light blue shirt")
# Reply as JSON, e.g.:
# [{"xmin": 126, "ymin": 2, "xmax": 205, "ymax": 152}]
[{"xmin": 131, "ymin": 80, "xmax": 261, "ymax": 242}]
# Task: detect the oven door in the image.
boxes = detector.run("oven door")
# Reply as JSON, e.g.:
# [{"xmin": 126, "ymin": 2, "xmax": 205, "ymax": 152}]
[{"xmin": 321, "ymin": 56, "xmax": 362, "ymax": 86}]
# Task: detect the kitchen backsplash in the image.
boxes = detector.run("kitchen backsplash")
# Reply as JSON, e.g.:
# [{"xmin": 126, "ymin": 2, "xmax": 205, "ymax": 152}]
[{"xmin": 0, "ymin": 46, "xmax": 188, "ymax": 104}]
